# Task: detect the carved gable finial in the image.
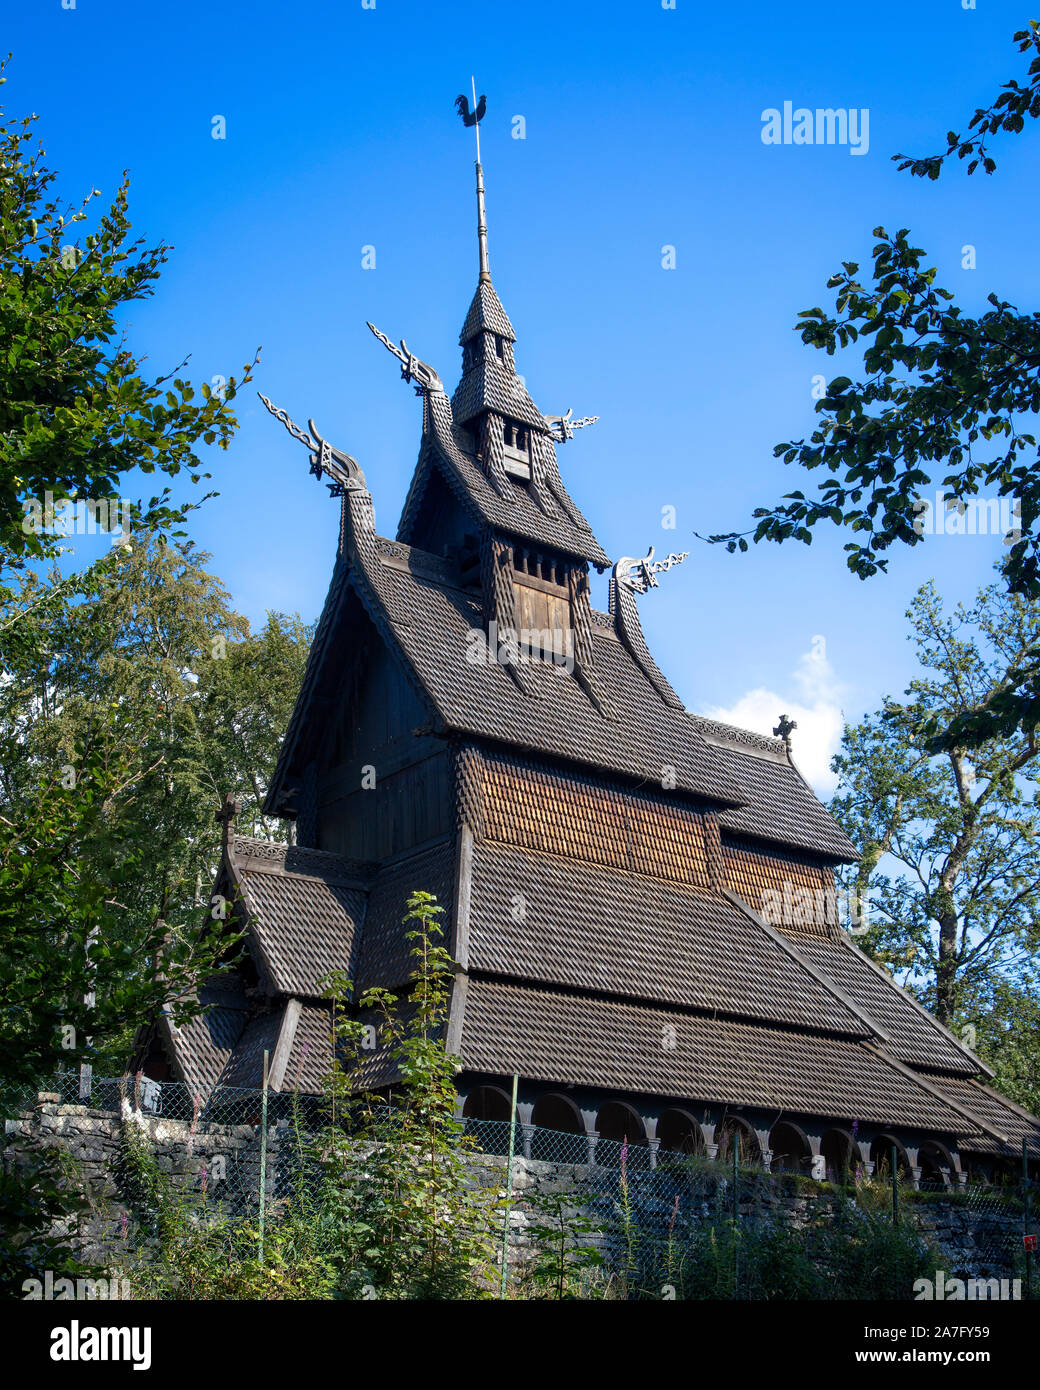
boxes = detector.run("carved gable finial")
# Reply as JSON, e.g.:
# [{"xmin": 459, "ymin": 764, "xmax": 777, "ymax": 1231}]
[
  {"xmin": 544, "ymin": 408, "xmax": 599, "ymax": 444},
  {"xmin": 215, "ymin": 793, "xmax": 239, "ymax": 854},
  {"xmin": 257, "ymin": 393, "xmax": 366, "ymax": 496},
  {"xmin": 366, "ymin": 322, "xmax": 444, "ymax": 396},
  {"xmin": 613, "ymin": 546, "xmax": 689, "ymax": 596}
]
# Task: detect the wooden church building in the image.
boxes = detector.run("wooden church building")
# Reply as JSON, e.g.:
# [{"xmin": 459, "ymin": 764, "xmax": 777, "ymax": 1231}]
[{"xmin": 145, "ymin": 104, "xmax": 1040, "ymax": 1185}]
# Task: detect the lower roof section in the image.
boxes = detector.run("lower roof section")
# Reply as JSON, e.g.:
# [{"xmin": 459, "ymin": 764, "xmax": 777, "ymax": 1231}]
[
  {"xmin": 164, "ymin": 990, "xmax": 333, "ymax": 1097},
  {"xmin": 160, "ymin": 976, "xmax": 251, "ymax": 1096},
  {"xmin": 456, "ymin": 977, "xmax": 987, "ymax": 1138},
  {"xmin": 788, "ymin": 934, "xmax": 981, "ymax": 1079},
  {"xmin": 934, "ymin": 1075, "xmax": 1040, "ymax": 1159},
  {"xmin": 230, "ymin": 835, "xmax": 370, "ymax": 997}
]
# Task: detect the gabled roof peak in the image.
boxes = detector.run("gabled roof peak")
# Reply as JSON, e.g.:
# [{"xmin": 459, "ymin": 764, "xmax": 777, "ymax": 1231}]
[{"xmin": 460, "ymin": 278, "xmax": 516, "ymax": 345}]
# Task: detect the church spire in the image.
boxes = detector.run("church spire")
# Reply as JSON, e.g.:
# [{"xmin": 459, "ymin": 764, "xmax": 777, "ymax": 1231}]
[
  {"xmin": 452, "ymin": 87, "xmax": 536, "ymax": 431},
  {"xmin": 455, "ymin": 80, "xmax": 490, "ymax": 283}
]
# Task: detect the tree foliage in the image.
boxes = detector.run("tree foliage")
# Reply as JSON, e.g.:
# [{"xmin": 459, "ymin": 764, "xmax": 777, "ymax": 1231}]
[
  {"xmin": 0, "ymin": 55, "xmax": 256, "ymax": 572},
  {"xmin": 315, "ymin": 891, "xmax": 502, "ymax": 1299},
  {"xmin": 829, "ymin": 580, "xmax": 1040, "ymax": 1097},
  {"xmin": 0, "ymin": 536, "xmax": 312, "ymax": 1093}
]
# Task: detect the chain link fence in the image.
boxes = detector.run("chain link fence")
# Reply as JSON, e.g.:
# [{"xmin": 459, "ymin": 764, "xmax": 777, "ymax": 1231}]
[{"xmin": 5, "ymin": 1071, "xmax": 1034, "ymax": 1298}]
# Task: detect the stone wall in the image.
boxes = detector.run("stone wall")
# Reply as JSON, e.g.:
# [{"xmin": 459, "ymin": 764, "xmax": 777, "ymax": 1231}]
[{"xmin": 3, "ymin": 1096, "xmax": 1024, "ymax": 1285}]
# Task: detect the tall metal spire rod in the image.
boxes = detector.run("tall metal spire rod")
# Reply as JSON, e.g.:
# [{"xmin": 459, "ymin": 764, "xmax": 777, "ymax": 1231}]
[{"xmin": 455, "ymin": 80, "xmax": 489, "ymax": 283}]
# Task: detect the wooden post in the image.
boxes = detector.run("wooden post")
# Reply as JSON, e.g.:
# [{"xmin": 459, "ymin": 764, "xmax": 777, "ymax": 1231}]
[
  {"xmin": 499, "ymin": 1073, "xmax": 518, "ymax": 1300},
  {"xmin": 732, "ymin": 1131, "xmax": 739, "ymax": 1221},
  {"xmin": 891, "ymin": 1144, "xmax": 899, "ymax": 1227}
]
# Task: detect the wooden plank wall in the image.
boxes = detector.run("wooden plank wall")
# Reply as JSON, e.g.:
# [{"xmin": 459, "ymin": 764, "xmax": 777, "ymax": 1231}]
[{"xmin": 317, "ymin": 642, "xmax": 449, "ymax": 860}]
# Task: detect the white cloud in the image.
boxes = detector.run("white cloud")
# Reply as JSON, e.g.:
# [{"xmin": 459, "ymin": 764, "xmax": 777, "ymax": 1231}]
[{"xmin": 701, "ymin": 636, "xmax": 846, "ymax": 796}]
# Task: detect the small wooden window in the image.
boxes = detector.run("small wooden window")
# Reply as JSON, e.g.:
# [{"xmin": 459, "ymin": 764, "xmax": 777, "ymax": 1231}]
[
  {"xmin": 512, "ymin": 553, "xmax": 572, "ymax": 666},
  {"xmin": 502, "ymin": 419, "xmax": 531, "ymax": 474}
]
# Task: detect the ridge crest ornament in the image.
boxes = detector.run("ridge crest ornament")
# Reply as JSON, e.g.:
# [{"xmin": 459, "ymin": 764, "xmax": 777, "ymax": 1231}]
[
  {"xmin": 613, "ymin": 546, "xmax": 689, "ymax": 595},
  {"xmin": 773, "ymin": 713, "xmax": 798, "ymax": 750}
]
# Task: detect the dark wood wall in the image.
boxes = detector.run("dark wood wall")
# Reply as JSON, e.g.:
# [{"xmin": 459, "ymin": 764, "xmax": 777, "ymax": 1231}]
[
  {"xmin": 317, "ymin": 639, "xmax": 450, "ymax": 861},
  {"xmin": 404, "ymin": 466, "xmax": 474, "ymax": 560}
]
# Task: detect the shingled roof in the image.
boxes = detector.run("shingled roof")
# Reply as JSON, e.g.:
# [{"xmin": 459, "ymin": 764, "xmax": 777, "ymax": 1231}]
[
  {"xmin": 459, "ymin": 279, "xmax": 515, "ymax": 343},
  {"xmin": 359, "ymin": 543, "xmax": 742, "ymax": 803},
  {"xmin": 696, "ymin": 718, "xmax": 860, "ymax": 860},
  {"xmin": 229, "ymin": 835, "xmax": 370, "ymax": 997},
  {"xmin": 788, "ymin": 934, "xmax": 983, "ymax": 1078},
  {"xmin": 466, "ymin": 841, "xmax": 869, "ymax": 1037},
  {"xmin": 160, "ymin": 976, "xmax": 251, "ymax": 1097},
  {"xmin": 936, "ymin": 1077, "xmax": 1040, "ymax": 1158}
]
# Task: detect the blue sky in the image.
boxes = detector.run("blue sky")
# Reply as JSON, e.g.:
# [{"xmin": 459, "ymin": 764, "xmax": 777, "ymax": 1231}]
[{"xmin": 9, "ymin": 0, "xmax": 1037, "ymax": 791}]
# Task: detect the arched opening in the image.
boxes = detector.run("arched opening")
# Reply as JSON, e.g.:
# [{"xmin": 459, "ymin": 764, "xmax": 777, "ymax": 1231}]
[
  {"xmin": 769, "ymin": 1122, "xmax": 812, "ymax": 1173},
  {"xmin": 657, "ymin": 1108, "xmax": 705, "ymax": 1156},
  {"xmin": 919, "ymin": 1142, "xmax": 954, "ymax": 1191},
  {"xmin": 716, "ymin": 1117, "xmax": 761, "ymax": 1167},
  {"xmin": 463, "ymin": 1085, "xmax": 512, "ymax": 1122},
  {"xmin": 530, "ymin": 1092, "xmax": 584, "ymax": 1162},
  {"xmin": 870, "ymin": 1135, "xmax": 911, "ymax": 1180},
  {"xmin": 461, "ymin": 1085, "xmax": 514, "ymax": 1154},
  {"xmin": 595, "ymin": 1101, "xmax": 646, "ymax": 1146},
  {"xmin": 821, "ymin": 1128, "xmax": 859, "ymax": 1183},
  {"xmin": 596, "ymin": 1101, "xmax": 649, "ymax": 1170}
]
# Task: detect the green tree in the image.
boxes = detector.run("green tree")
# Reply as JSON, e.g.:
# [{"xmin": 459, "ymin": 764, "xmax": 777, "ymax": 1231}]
[
  {"xmin": 829, "ymin": 580, "xmax": 1040, "ymax": 1060},
  {"xmin": 0, "ymin": 56, "xmax": 256, "ymax": 572},
  {"xmin": 178, "ymin": 608, "xmax": 314, "ymax": 841},
  {"xmin": 0, "ymin": 55, "xmax": 266, "ymax": 1097},
  {"xmin": 516, "ymin": 1185, "xmax": 604, "ymax": 1299},
  {"xmin": 709, "ymin": 23, "xmax": 1040, "ymax": 749},
  {"xmin": 0, "ymin": 734, "xmax": 218, "ymax": 1100},
  {"xmin": 957, "ymin": 977, "xmax": 1040, "ymax": 1116},
  {"xmin": 0, "ymin": 537, "xmax": 312, "ymax": 1091},
  {"xmin": 316, "ymin": 891, "xmax": 501, "ymax": 1300}
]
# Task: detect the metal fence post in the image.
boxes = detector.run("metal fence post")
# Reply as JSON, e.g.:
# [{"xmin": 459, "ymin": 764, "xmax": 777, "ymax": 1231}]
[
  {"xmin": 79, "ymin": 925, "xmax": 97, "ymax": 1102},
  {"xmin": 1024, "ymin": 1137, "xmax": 1033, "ymax": 1300},
  {"xmin": 499, "ymin": 1072, "xmax": 518, "ymax": 1299},
  {"xmin": 732, "ymin": 1133, "xmax": 738, "ymax": 1222},
  {"xmin": 732, "ymin": 1132, "xmax": 739, "ymax": 1298},
  {"xmin": 258, "ymin": 1049, "xmax": 269, "ymax": 1264}
]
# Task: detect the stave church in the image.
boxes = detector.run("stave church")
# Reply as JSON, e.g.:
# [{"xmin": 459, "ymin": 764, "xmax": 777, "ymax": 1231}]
[{"xmin": 139, "ymin": 98, "xmax": 1040, "ymax": 1185}]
